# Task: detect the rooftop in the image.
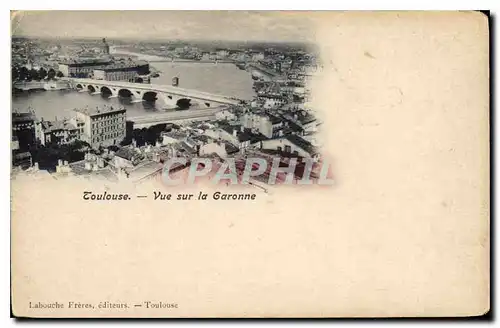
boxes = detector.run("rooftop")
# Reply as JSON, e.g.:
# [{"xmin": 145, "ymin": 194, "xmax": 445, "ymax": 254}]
[
  {"xmin": 92, "ymin": 167, "xmax": 119, "ymax": 183},
  {"xmin": 297, "ymin": 112, "xmax": 316, "ymax": 125},
  {"xmin": 12, "ymin": 111, "xmax": 35, "ymax": 122},
  {"xmin": 123, "ymin": 160, "xmax": 163, "ymax": 182},
  {"xmin": 194, "ymin": 134, "xmax": 215, "ymax": 144},
  {"xmin": 60, "ymin": 57, "xmax": 112, "ymax": 65},
  {"xmin": 285, "ymin": 134, "xmax": 318, "ymax": 156},
  {"xmin": 284, "ymin": 119, "xmax": 304, "ymax": 132},
  {"xmin": 96, "ymin": 60, "xmax": 149, "ymax": 71},
  {"xmin": 220, "ymin": 123, "xmax": 267, "ymax": 144},
  {"xmin": 267, "ymin": 114, "xmax": 283, "ymax": 124},
  {"xmin": 115, "ymin": 146, "xmax": 144, "ymax": 165},
  {"xmin": 223, "ymin": 141, "xmax": 240, "ymax": 154},
  {"xmin": 68, "ymin": 161, "xmax": 119, "ymax": 182},
  {"xmin": 162, "ymin": 131, "xmax": 189, "ymax": 140},
  {"xmin": 74, "ymin": 105, "xmax": 126, "ymax": 117},
  {"xmin": 40, "ymin": 119, "xmax": 78, "ymax": 132}
]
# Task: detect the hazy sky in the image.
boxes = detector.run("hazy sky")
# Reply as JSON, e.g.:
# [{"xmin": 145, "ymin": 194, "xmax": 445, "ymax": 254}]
[{"xmin": 11, "ymin": 11, "xmax": 316, "ymax": 42}]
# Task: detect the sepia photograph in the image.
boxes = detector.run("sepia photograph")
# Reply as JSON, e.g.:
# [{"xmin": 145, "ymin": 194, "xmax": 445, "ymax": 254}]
[
  {"xmin": 11, "ymin": 11, "xmax": 325, "ymax": 190},
  {"xmin": 9, "ymin": 10, "xmax": 490, "ymax": 319}
]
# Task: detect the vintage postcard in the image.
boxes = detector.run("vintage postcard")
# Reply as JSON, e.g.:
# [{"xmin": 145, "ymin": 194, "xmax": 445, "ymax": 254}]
[{"xmin": 10, "ymin": 11, "xmax": 489, "ymax": 318}]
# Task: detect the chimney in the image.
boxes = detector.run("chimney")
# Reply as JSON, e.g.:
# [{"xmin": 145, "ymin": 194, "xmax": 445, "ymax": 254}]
[
  {"xmin": 34, "ymin": 162, "xmax": 39, "ymax": 170},
  {"xmin": 64, "ymin": 160, "xmax": 68, "ymax": 166},
  {"xmin": 240, "ymin": 126, "xmax": 244, "ymax": 132},
  {"xmin": 233, "ymin": 129, "xmax": 237, "ymax": 137},
  {"xmin": 58, "ymin": 159, "xmax": 62, "ymax": 166}
]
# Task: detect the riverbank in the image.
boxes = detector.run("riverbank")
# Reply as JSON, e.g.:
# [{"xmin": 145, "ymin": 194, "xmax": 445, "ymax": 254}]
[
  {"xmin": 13, "ymin": 80, "xmax": 71, "ymax": 92},
  {"xmin": 111, "ymin": 47, "xmax": 266, "ymax": 92},
  {"xmin": 111, "ymin": 46, "xmax": 235, "ymax": 64},
  {"xmin": 13, "ymin": 81, "xmax": 45, "ymax": 91},
  {"xmin": 12, "ymin": 60, "xmax": 256, "ymax": 121}
]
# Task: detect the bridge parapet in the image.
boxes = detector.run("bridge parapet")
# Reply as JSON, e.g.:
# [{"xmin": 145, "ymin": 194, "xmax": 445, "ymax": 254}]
[{"xmin": 68, "ymin": 78, "xmax": 242, "ymax": 105}]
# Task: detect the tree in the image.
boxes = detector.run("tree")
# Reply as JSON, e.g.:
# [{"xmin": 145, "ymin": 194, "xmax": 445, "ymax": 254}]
[
  {"xmin": 11, "ymin": 66, "xmax": 19, "ymax": 82},
  {"xmin": 38, "ymin": 67, "xmax": 47, "ymax": 80},
  {"xmin": 47, "ymin": 68, "xmax": 56, "ymax": 80},
  {"xmin": 56, "ymin": 71, "xmax": 64, "ymax": 78},
  {"xmin": 20, "ymin": 66, "xmax": 30, "ymax": 81},
  {"xmin": 30, "ymin": 68, "xmax": 39, "ymax": 81}
]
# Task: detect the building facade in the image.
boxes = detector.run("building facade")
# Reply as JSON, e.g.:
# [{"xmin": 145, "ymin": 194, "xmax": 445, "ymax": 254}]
[
  {"xmin": 240, "ymin": 112, "xmax": 284, "ymax": 138},
  {"xmin": 215, "ymin": 108, "xmax": 237, "ymax": 121},
  {"xmin": 35, "ymin": 118, "xmax": 84, "ymax": 146},
  {"xmin": 92, "ymin": 61, "xmax": 150, "ymax": 82},
  {"xmin": 58, "ymin": 58, "xmax": 112, "ymax": 78},
  {"xmin": 74, "ymin": 105, "xmax": 127, "ymax": 149},
  {"xmin": 12, "ymin": 112, "xmax": 36, "ymax": 150}
]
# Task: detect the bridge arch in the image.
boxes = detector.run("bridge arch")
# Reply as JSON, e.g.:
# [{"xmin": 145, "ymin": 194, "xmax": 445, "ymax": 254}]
[
  {"xmin": 100, "ymin": 86, "xmax": 113, "ymax": 97},
  {"xmin": 143, "ymin": 91, "xmax": 158, "ymax": 102},
  {"xmin": 176, "ymin": 98, "xmax": 192, "ymax": 110},
  {"xmin": 118, "ymin": 89, "xmax": 133, "ymax": 98},
  {"xmin": 69, "ymin": 79, "xmax": 242, "ymax": 106}
]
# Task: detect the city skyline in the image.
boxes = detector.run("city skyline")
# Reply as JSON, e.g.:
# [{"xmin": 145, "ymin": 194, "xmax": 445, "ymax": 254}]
[{"xmin": 11, "ymin": 11, "xmax": 317, "ymax": 43}]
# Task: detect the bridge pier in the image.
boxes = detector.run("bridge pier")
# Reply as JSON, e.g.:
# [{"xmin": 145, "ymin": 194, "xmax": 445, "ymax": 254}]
[{"xmin": 157, "ymin": 92, "xmax": 178, "ymax": 107}]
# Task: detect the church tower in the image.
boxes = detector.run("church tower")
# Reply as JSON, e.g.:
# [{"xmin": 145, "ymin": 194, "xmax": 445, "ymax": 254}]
[{"xmin": 102, "ymin": 38, "xmax": 110, "ymax": 55}]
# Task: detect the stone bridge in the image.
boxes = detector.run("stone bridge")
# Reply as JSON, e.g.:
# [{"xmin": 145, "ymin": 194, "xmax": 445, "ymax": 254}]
[{"xmin": 67, "ymin": 78, "xmax": 242, "ymax": 109}]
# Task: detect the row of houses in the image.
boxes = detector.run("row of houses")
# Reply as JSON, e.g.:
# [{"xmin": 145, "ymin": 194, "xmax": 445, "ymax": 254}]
[
  {"xmin": 15, "ymin": 105, "xmax": 321, "ymax": 183},
  {"xmin": 34, "ymin": 105, "xmax": 127, "ymax": 149},
  {"xmin": 157, "ymin": 104, "xmax": 321, "ymax": 161}
]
